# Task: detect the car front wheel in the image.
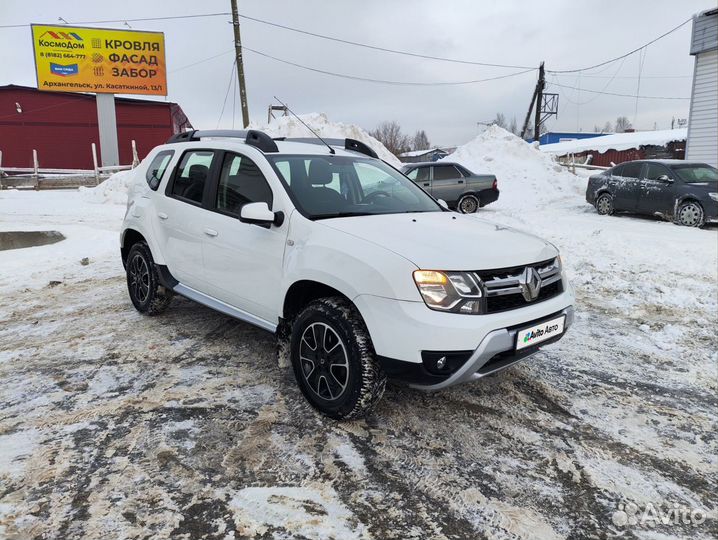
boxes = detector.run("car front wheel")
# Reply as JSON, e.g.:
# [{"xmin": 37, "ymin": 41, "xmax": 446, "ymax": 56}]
[
  {"xmin": 595, "ymin": 193, "xmax": 614, "ymax": 215},
  {"xmin": 458, "ymin": 194, "xmax": 480, "ymax": 214},
  {"xmin": 290, "ymin": 297, "xmax": 386, "ymax": 420},
  {"xmin": 676, "ymin": 201, "xmax": 704, "ymax": 227},
  {"xmin": 126, "ymin": 242, "xmax": 173, "ymax": 315}
]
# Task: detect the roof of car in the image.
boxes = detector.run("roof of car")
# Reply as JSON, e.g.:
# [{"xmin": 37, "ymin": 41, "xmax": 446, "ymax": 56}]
[
  {"xmin": 615, "ymin": 159, "xmax": 709, "ymax": 166},
  {"xmin": 402, "ymin": 161, "xmax": 460, "ymax": 168}
]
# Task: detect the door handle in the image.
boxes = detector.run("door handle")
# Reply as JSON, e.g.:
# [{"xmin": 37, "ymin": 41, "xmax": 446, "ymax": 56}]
[
  {"xmin": 204, "ymin": 228, "xmax": 218, "ymax": 237},
  {"xmin": 423, "ymin": 183, "xmax": 430, "ymax": 187},
  {"xmin": 457, "ymin": 180, "xmax": 464, "ymax": 184},
  {"xmin": 157, "ymin": 212, "xmax": 168, "ymax": 220}
]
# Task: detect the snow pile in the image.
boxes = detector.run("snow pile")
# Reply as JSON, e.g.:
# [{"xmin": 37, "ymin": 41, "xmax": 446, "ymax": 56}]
[
  {"xmin": 442, "ymin": 125, "xmax": 583, "ymax": 207},
  {"xmin": 250, "ymin": 113, "xmax": 401, "ymax": 167},
  {"xmin": 79, "ymin": 169, "xmax": 136, "ymax": 205},
  {"xmin": 539, "ymin": 128, "xmax": 687, "ymax": 156}
]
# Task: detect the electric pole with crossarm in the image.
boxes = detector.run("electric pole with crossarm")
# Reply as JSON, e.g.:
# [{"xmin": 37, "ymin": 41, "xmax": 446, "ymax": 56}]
[{"xmin": 230, "ymin": 0, "xmax": 250, "ymax": 127}]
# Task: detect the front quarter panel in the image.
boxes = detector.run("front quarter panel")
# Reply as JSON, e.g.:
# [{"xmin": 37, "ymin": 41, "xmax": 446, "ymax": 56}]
[{"xmin": 281, "ymin": 213, "xmax": 421, "ymax": 313}]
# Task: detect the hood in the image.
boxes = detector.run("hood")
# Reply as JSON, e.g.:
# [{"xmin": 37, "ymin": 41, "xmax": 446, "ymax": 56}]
[{"xmin": 321, "ymin": 212, "xmax": 557, "ymax": 270}]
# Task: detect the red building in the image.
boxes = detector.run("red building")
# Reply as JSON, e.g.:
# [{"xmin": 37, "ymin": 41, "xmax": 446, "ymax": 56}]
[{"xmin": 0, "ymin": 85, "xmax": 191, "ymax": 169}]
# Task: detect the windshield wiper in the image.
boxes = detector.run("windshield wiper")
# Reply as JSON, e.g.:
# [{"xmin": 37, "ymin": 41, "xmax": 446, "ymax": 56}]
[{"xmin": 313, "ymin": 211, "xmax": 376, "ymax": 220}]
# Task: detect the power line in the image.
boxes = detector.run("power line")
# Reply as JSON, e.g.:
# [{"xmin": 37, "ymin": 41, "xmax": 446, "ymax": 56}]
[
  {"xmin": 169, "ymin": 50, "xmax": 234, "ymax": 74},
  {"xmin": 547, "ymin": 81, "xmax": 690, "ymax": 100},
  {"xmin": 243, "ymin": 46, "xmax": 536, "ymax": 86},
  {"xmin": 0, "ymin": 12, "xmax": 231, "ymax": 29},
  {"xmin": 237, "ymin": 13, "xmax": 535, "ymax": 69},
  {"xmin": 547, "ymin": 18, "xmax": 692, "ymax": 73},
  {"xmin": 217, "ymin": 59, "xmax": 237, "ymax": 128}
]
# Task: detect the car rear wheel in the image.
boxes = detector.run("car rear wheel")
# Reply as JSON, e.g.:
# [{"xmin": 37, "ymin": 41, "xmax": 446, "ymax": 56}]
[
  {"xmin": 126, "ymin": 242, "xmax": 173, "ymax": 315},
  {"xmin": 290, "ymin": 297, "xmax": 386, "ymax": 420},
  {"xmin": 595, "ymin": 193, "xmax": 614, "ymax": 215},
  {"xmin": 458, "ymin": 194, "xmax": 480, "ymax": 214},
  {"xmin": 676, "ymin": 201, "xmax": 704, "ymax": 227}
]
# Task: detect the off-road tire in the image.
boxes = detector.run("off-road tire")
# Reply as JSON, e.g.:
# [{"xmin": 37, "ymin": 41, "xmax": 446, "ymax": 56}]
[
  {"xmin": 458, "ymin": 194, "xmax": 480, "ymax": 214},
  {"xmin": 595, "ymin": 193, "xmax": 614, "ymax": 215},
  {"xmin": 675, "ymin": 200, "xmax": 704, "ymax": 227},
  {"xmin": 126, "ymin": 242, "xmax": 173, "ymax": 315},
  {"xmin": 290, "ymin": 297, "xmax": 386, "ymax": 420}
]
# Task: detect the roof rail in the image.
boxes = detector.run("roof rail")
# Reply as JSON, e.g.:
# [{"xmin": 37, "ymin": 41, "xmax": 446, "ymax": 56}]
[
  {"xmin": 165, "ymin": 129, "xmax": 278, "ymax": 153},
  {"xmin": 166, "ymin": 130, "xmax": 248, "ymax": 143},
  {"xmin": 281, "ymin": 137, "xmax": 379, "ymax": 159}
]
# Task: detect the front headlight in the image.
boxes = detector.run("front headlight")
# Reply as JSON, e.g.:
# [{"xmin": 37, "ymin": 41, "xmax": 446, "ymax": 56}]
[
  {"xmin": 413, "ymin": 270, "xmax": 482, "ymax": 314},
  {"xmin": 709, "ymin": 192, "xmax": 718, "ymax": 202}
]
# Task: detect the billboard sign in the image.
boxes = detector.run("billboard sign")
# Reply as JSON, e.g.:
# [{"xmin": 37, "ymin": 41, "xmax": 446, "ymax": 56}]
[{"xmin": 31, "ymin": 25, "xmax": 167, "ymax": 96}]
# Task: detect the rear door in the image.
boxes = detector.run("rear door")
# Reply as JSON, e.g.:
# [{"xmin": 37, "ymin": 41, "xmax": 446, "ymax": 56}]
[
  {"xmin": 405, "ymin": 166, "xmax": 432, "ymax": 193},
  {"xmin": 610, "ymin": 162, "xmax": 642, "ymax": 211},
  {"xmin": 638, "ymin": 163, "xmax": 676, "ymax": 216},
  {"xmin": 430, "ymin": 164, "xmax": 464, "ymax": 205},
  {"xmin": 153, "ymin": 149, "xmax": 218, "ymax": 290}
]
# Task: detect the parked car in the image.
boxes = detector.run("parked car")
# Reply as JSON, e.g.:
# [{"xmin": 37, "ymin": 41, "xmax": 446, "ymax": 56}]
[
  {"xmin": 586, "ymin": 160, "xmax": 718, "ymax": 227},
  {"xmin": 400, "ymin": 162, "xmax": 499, "ymax": 213},
  {"xmin": 121, "ymin": 130, "xmax": 574, "ymax": 419}
]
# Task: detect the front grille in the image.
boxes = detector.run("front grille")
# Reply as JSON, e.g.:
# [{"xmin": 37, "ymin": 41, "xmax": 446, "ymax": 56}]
[{"xmin": 476, "ymin": 258, "xmax": 563, "ymax": 314}]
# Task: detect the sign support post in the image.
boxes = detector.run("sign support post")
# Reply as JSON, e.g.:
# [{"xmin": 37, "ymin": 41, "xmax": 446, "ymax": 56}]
[{"xmin": 96, "ymin": 93, "xmax": 119, "ymax": 167}]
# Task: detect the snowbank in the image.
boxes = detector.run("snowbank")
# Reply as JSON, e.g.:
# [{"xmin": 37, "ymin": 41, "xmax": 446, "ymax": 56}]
[
  {"xmin": 79, "ymin": 169, "xmax": 136, "ymax": 205},
  {"xmin": 539, "ymin": 128, "xmax": 687, "ymax": 156},
  {"xmin": 250, "ymin": 113, "xmax": 401, "ymax": 167},
  {"xmin": 441, "ymin": 125, "xmax": 583, "ymax": 207}
]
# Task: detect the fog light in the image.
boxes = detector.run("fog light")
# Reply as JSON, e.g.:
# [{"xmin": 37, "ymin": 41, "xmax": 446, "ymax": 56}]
[{"xmin": 436, "ymin": 356, "xmax": 447, "ymax": 370}]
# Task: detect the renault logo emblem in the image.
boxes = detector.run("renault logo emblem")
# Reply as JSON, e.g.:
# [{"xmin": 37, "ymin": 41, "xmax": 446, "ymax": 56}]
[{"xmin": 518, "ymin": 267, "xmax": 541, "ymax": 301}]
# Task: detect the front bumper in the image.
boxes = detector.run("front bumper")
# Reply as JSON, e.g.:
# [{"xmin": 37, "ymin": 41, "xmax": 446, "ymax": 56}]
[
  {"xmin": 408, "ymin": 306, "xmax": 573, "ymax": 390},
  {"xmin": 354, "ymin": 282, "xmax": 575, "ymax": 387}
]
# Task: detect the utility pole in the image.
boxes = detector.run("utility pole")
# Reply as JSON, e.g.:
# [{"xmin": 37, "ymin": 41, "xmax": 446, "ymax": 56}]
[
  {"xmin": 520, "ymin": 62, "xmax": 543, "ymax": 140},
  {"xmin": 533, "ymin": 62, "xmax": 545, "ymax": 142},
  {"xmin": 230, "ymin": 0, "xmax": 250, "ymax": 128}
]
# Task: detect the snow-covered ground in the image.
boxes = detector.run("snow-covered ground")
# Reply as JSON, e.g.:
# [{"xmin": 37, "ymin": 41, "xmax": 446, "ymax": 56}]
[{"xmin": 0, "ymin": 124, "xmax": 716, "ymax": 540}]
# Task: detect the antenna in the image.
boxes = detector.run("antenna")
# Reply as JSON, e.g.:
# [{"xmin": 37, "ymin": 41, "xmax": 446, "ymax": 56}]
[{"xmin": 273, "ymin": 96, "xmax": 335, "ymax": 155}]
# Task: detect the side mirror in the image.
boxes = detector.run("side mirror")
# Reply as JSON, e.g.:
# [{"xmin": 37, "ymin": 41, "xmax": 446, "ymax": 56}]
[
  {"xmin": 437, "ymin": 199, "xmax": 449, "ymax": 210},
  {"xmin": 657, "ymin": 175, "xmax": 673, "ymax": 183},
  {"xmin": 239, "ymin": 202, "xmax": 282, "ymax": 227}
]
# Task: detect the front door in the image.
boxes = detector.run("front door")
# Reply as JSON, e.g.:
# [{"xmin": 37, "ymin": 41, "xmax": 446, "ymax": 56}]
[
  {"xmin": 431, "ymin": 164, "xmax": 463, "ymax": 205},
  {"xmin": 638, "ymin": 162, "xmax": 676, "ymax": 216},
  {"xmin": 201, "ymin": 151, "xmax": 287, "ymax": 325},
  {"xmin": 154, "ymin": 149, "xmax": 217, "ymax": 291},
  {"xmin": 406, "ymin": 166, "xmax": 431, "ymax": 193}
]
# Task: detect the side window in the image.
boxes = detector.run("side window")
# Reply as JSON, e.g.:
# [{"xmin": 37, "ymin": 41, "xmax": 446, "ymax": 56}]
[
  {"xmin": 216, "ymin": 152, "xmax": 273, "ymax": 214},
  {"xmin": 415, "ymin": 166, "xmax": 430, "ymax": 182},
  {"xmin": 621, "ymin": 162, "xmax": 643, "ymax": 179},
  {"xmin": 146, "ymin": 150, "xmax": 174, "ymax": 191},
  {"xmin": 433, "ymin": 165, "xmax": 460, "ymax": 181},
  {"xmin": 171, "ymin": 150, "xmax": 215, "ymax": 204},
  {"xmin": 643, "ymin": 163, "xmax": 671, "ymax": 180},
  {"xmin": 405, "ymin": 168, "xmax": 418, "ymax": 180},
  {"xmin": 611, "ymin": 164, "xmax": 624, "ymax": 177}
]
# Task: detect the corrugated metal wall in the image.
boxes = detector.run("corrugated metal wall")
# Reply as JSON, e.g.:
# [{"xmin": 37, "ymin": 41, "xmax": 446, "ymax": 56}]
[
  {"xmin": 686, "ymin": 49, "xmax": 718, "ymax": 167},
  {"xmin": 0, "ymin": 86, "xmax": 188, "ymax": 169}
]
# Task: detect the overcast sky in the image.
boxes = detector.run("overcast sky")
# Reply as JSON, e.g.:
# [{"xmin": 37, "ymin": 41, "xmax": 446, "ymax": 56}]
[{"xmin": 0, "ymin": 0, "xmax": 712, "ymax": 146}]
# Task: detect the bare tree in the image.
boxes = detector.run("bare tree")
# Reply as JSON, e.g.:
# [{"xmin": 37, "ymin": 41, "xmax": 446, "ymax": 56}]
[
  {"xmin": 412, "ymin": 130, "xmax": 431, "ymax": 151},
  {"xmin": 509, "ymin": 116, "xmax": 518, "ymax": 135},
  {"xmin": 603, "ymin": 121, "xmax": 613, "ymax": 133},
  {"xmin": 615, "ymin": 116, "xmax": 632, "ymax": 133},
  {"xmin": 493, "ymin": 113, "xmax": 507, "ymax": 129},
  {"xmin": 369, "ymin": 121, "xmax": 411, "ymax": 156}
]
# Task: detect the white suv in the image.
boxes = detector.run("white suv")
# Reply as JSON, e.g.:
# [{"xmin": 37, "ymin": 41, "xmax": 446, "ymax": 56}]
[{"xmin": 121, "ymin": 129, "xmax": 575, "ymax": 419}]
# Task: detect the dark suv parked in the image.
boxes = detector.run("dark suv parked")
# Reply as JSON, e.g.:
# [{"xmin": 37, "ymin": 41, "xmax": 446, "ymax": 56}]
[{"xmin": 586, "ymin": 160, "xmax": 718, "ymax": 227}]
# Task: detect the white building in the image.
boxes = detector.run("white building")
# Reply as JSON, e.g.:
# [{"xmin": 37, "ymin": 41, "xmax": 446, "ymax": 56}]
[{"xmin": 686, "ymin": 8, "xmax": 718, "ymax": 167}]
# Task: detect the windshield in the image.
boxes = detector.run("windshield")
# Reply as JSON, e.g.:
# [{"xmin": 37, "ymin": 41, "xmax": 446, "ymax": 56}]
[
  {"xmin": 671, "ymin": 164, "xmax": 718, "ymax": 184},
  {"xmin": 267, "ymin": 155, "xmax": 442, "ymax": 219}
]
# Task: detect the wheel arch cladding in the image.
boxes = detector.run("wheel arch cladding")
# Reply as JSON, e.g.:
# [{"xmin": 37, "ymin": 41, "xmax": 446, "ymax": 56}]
[
  {"xmin": 120, "ymin": 229, "xmax": 147, "ymax": 266},
  {"xmin": 282, "ymin": 280, "xmax": 357, "ymax": 323}
]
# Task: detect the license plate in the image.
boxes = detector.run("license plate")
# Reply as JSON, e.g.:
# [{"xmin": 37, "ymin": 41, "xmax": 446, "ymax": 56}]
[{"xmin": 516, "ymin": 315, "xmax": 565, "ymax": 351}]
